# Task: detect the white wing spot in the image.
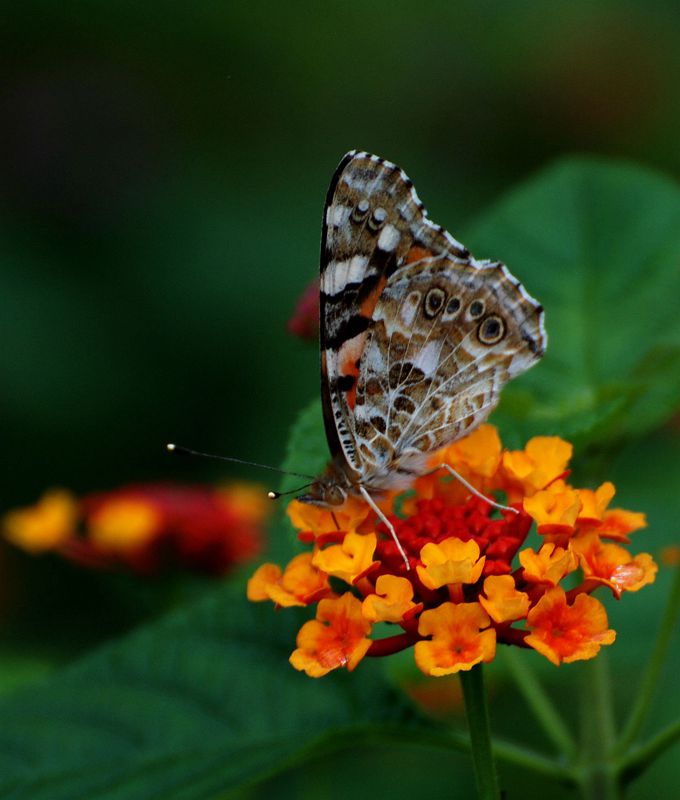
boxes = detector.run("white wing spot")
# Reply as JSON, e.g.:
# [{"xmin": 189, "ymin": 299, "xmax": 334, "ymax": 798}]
[
  {"xmin": 413, "ymin": 340, "xmax": 442, "ymax": 376},
  {"xmin": 377, "ymin": 223, "xmax": 400, "ymax": 252}
]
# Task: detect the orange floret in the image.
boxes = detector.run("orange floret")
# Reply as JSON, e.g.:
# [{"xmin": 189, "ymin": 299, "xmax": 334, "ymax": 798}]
[
  {"xmin": 89, "ymin": 497, "xmax": 162, "ymax": 553},
  {"xmin": 415, "ymin": 602, "xmax": 496, "ymax": 676},
  {"xmin": 287, "ymin": 496, "xmax": 370, "ymax": 539},
  {"xmin": 247, "ymin": 552, "xmax": 330, "ymax": 606},
  {"xmin": 519, "ymin": 543, "xmax": 578, "ymax": 587},
  {"xmin": 438, "ymin": 424, "xmax": 503, "ymax": 482},
  {"xmin": 362, "ymin": 575, "xmax": 420, "ymax": 623},
  {"xmin": 571, "ymin": 532, "xmax": 658, "ymax": 598},
  {"xmin": 661, "ymin": 545, "xmax": 680, "ymax": 567},
  {"xmin": 596, "ymin": 508, "xmax": 647, "ymax": 543},
  {"xmin": 312, "ymin": 532, "xmax": 378, "ymax": 584},
  {"xmin": 289, "ymin": 593, "xmax": 372, "ymax": 677},
  {"xmin": 417, "ymin": 538, "xmax": 485, "ymax": 590},
  {"xmin": 525, "ymin": 587, "xmax": 616, "ymax": 665},
  {"xmin": 502, "ymin": 436, "xmax": 573, "ymax": 498},
  {"xmin": 523, "ymin": 481, "xmax": 582, "ymax": 536},
  {"xmin": 216, "ymin": 482, "xmax": 270, "ymax": 524},
  {"xmin": 479, "ymin": 574, "xmax": 530, "ymax": 623},
  {"xmin": 3, "ymin": 490, "xmax": 78, "ymax": 553},
  {"xmin": 408, "ymin": 425, "xmax": 503, "ymax": 512},
  {"xmin": 576, "ymin": 482, "xmax": 616, "ymax": 525}
]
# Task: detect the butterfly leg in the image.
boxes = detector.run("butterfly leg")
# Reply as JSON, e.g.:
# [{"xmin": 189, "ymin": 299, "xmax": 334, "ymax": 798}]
[
  {"xmin": 358, "ymin": 485, "xmax": 411, "ymax": 570},
  {"xmin": 437, "ymin": 464, "xmax": 519, "ymax": 515}
]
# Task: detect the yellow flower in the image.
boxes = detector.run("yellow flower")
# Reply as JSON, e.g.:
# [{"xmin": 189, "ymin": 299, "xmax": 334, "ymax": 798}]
[
  {"xmin": 417, "ymin": 538, "xmax": 485, "ymax": 590},
  {"xmin": 415, "ymin": 602, "xmax": 496, "ymax": 676},
  {"xmin": 362, "ymin": 575, "xmax": 419, "ymax": 623},
  {"xmin": 479, "ymin": 574, "xmax": 530, "ymax": 623},
  {"xmin": 312, "ymin": 532, "xmax": 378, "ymax": 584},
  {"xmin": 247, "ymin": 552, "xmax": 330, "ymax": 607},
  {"xmin": 523, "ymin": 480, "xmax": 582, "ymax": 535},
  {"xmin": 519, "ymin": 543, "xmax": 578, "ymax": 587},
  {"xmin": 576, "ymin": 482, "xmax": 616, "ymax": 524},
  {"xmin": 3, "ymin": 490, "xmax": 78, "ymax": 553},
  {"xmin": 502, "ymin": 436, "xmax": 572, "ymax": 497},
  {"xmin": 287, "ymin": 496, "xmax": 370, "ymax": 540},
  {"xmin": 89, "ymin": 498, "xmax": 161, "ymax": 553}
]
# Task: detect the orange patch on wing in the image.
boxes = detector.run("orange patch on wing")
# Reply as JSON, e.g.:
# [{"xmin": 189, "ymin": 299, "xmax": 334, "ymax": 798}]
[
  {"xmin": 406, "ymin": 246, "xmax": 433, "ymax": 264},
  {"xmin": 339, "ymin": 338, "xmax": 363, "ymax": 410},
  {"xmin": 359, "ymin": 276, "xmax": 387, "ymax": 319}
]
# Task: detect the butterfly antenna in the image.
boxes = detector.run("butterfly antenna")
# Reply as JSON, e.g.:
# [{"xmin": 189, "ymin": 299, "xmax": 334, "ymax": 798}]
[
  {"xmin": 166, "ymin": 443, "xmax": 315, "ymax": 481},
  {"xmin": 267, "ymin": 483, "xmax": 314, "ymax": 500}
]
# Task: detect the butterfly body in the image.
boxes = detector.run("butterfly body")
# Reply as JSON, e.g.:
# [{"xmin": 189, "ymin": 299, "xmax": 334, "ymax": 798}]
[{"xmin": 299, "ymin": 152, "xmax": 546, "ymax": 512}]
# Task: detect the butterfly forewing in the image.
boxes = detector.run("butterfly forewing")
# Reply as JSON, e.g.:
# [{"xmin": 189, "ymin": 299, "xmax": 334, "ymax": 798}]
[{"xmin": 317, "ymin": 150, "xmax": 546, "ymax": 495}]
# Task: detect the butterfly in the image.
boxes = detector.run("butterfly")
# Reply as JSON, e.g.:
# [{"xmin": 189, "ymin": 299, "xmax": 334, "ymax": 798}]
[{"xmin": 298, "ymin": 151, "xmax": 546, "ymax": 564}]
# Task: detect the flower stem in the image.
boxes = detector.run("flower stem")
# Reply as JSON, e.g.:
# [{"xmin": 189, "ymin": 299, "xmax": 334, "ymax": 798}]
[
  {"xmin": 459, "ymin": 664, "xmax": 501, "ymax": 800},
  {"xmin": 616, "ymin": 562, "xmax": 680, "ymax": 754},
  {"xmin": 577, "ymin": 655, "xmax": 622, "ymax": 800},
  {"xmin": 502, "ymin": 647, "xmax": 577, "ymax": 760},
  {"xmin": 620, "ymin": 718, "xmax": 680, "ymax": 783}
]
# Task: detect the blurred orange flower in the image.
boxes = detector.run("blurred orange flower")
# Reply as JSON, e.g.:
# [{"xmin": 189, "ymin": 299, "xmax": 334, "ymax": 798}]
[{"xmin": 3, "ymin": 482, "xmax": 267, "ymax": 576}]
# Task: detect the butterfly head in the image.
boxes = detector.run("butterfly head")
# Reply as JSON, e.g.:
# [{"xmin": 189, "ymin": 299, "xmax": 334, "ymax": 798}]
[
  {"xmin": 295, "ymin": 460, "xmax": 356, "ymax": 507},
  {"xmin": 297, "ymin": 476, "xmax": 348, "ymax": 507}
]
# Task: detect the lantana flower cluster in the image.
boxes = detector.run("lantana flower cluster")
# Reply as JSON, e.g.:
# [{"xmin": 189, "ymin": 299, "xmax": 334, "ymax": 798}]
[
  {"xmin": 3, "ymin": 482, "xmax": 266, "ymax": 576},
  {"xmin": 248, "ymin": 426, "xmax": 656, "ymax": 677}
]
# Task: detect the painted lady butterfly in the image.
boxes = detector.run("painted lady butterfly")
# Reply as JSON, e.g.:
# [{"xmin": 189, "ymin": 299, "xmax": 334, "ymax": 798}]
[{"xmin": 298, "ymin": 152, "xmax": 546, "ymax": 565}]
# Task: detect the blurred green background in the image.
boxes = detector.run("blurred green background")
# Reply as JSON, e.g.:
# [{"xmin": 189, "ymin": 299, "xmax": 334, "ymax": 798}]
[{"xmin": 2, "ymin": 0, "xmax": 679, "ymax": 506}]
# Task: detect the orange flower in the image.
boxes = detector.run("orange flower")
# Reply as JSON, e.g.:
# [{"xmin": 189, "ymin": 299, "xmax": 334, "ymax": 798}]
[
  {"xmin": 408, "ymin": 425, "xmax": 503, "ymax": 512},
  {"xmin": 247, "ymin": 424, "xmax": 652, "ymax": 679},
  {"xmin": 661, "ymin": 545, "xmax": 680, "ymax": 567},
  {"xmin": 287, "ymin": 496, "xmax": 370, "ymax": 539},
  {"xmin": 523, "ymin": 481, "xmax": 582, "ymax": 535},
  {"xmin": 216, "ymin": 482, "xmax": 270, "ymax": 524},
  {"xmin": 7, "ymin": 482, "xmax": 266, "ymax": 576},
  {"xmin": 362, "ymin": 575, "xmax": 419, "ymax": 623},
  {"xmin": 247, "ymin": 553, "xmax": 330, "ymax": 607},
  {"xmin": 571, "ymin": 532, "xmax": 658, "ymax": 598},
  {"xmin": 519, "ymin": 543, "xmax": 578, "ymax": 587},
  {"xmin": 2, "ymin": 490, "xmax": 78, "ymax": 553},
  {"xmin": 417, "ymin": 538, "xmax": 485, "ymax": 590},
  {"xmin": 479, "ymin": 575, "xmax": 530, "ymax": 623},
  {"xmin": 596, "ymin": 508, "xmax": 647, "ymax": 542},
  {"xmin": 89, "ymin": 497, "xmax": 162, "ymax": 553},
  {"xmin": 289, "ymin": 593, "xmax": 372, "ymax": 677},
  {"xmin": 312, "ymin": 532, "xmax": 378, "ymax": 583},
  {"xmin": 415, "ymin": 602, "xmax": 496, "ymax": 676},
  {"xmin": 502, "ymin": 436, "xmax": 572, "ymax": 497},
  {"xmin": 576, "ymin": 482, "xmax": 616, "ymax": 525},
  {"xmin": 525, "ymin": 587, "xmax": 616, "ymax": 665}
]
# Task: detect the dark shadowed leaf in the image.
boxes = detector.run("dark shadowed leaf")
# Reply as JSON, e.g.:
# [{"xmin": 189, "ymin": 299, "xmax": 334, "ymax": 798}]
[{"xmin": 0, "ymin": 583, "xmax": 427, "ymax": 800}]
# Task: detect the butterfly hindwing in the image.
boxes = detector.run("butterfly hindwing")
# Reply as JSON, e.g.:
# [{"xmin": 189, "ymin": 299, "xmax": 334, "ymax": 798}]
[{"xmin": 352, "ymin": 258, "xmax": 544, "ymax": 480}]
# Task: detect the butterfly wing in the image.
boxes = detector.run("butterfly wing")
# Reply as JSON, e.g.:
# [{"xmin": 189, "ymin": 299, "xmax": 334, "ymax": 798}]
[
  {"xmin": 352, "ymin": 256, "xmax": 545, "ymax": 483},
  {"xmin": 320, "ymin": 151, "xmax": 466, "ymax": 476}
]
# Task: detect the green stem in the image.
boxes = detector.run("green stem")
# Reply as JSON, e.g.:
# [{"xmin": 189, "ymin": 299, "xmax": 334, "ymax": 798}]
[
  {"xmin": 502, "ymin": 647, "xmax": 577, "ymax": 760},
  {"xmin": 459, "ymin": 664, "xmax": 501, "ymax": 800},
  {"xmin": 577, "ymin": 655, "xmax": 621, "ymax": 800},
  {"xmin": 617, "ymin": 563, "xmax": 680, "ymax": 754},
  {"xmin": 620, "ymin": 718, "xmax": 680, "ymax": 784}
]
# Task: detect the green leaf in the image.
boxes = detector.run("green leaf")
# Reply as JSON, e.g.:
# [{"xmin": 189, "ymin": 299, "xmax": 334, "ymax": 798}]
[
  {"xmin": 468, "ymin": 157, "xmax": 680, "ymax": 448},
  {"xmin": 0, "ymin": 584, "xmax": 425, "ymax": 800}
]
